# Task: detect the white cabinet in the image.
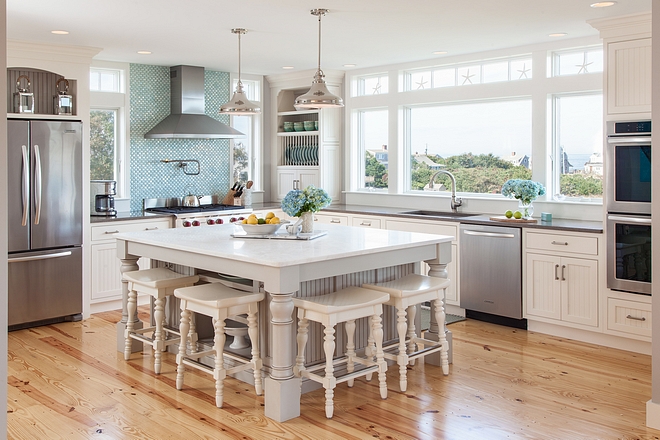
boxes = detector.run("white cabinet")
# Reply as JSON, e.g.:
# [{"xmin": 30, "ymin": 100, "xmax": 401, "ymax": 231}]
[
  {"xmin": 524, "ymin": 231, "xmax": 599, "ymax": 328},
  {"xmin": 90, "ymin": 218, "xmax": 172, "ymax": 305},
  {"xmin": 314, "ymin": 212, "xmax": 349, "ymax": 225},
  {"xmin": 385, "ymin": 218, "xmax": 459, "ymax": 306},
  {"xmin": 606, "ymin": 297, "xmax": 652, "ymax": 339},
  {"xmin": 606, "ymin": 38, "xmax": 651, "ymax": 115},
  {"xmin": 351, "ymin": 215, "xmax": 381, "ymax": 229},
  {"xmin": 266, "ymin": 71, "xmax": 343, "ymax": 203}
]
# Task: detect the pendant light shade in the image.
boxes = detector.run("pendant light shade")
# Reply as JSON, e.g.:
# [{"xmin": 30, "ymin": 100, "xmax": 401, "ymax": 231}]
[
  {"xmin": 294, "ymin": 9, "xmax": 344, "ymax": 109},
  {"xmin": 220, "ymin": 28, "xmax": 261, "ymax": 115}
]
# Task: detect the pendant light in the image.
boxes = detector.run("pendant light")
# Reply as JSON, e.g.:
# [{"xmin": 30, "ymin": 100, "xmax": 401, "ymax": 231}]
[
  {"xmin": 220, "ymin": 28, "xmax": 261, "ymax": 114},
  {"xmin": 294, "ymin": 9, "xmax": 344, "ymax": 109}
]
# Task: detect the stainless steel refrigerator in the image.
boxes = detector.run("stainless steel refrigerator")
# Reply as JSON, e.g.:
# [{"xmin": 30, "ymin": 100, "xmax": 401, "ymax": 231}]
[{"xmin": 7, "ymin": 119, "xmax": 83, "ymax": 330}]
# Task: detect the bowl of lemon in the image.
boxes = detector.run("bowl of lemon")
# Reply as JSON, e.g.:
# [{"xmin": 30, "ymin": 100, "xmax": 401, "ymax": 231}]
[{"xmin": 239, "ymin": 212, "xmax": 285, "ymax": 235}]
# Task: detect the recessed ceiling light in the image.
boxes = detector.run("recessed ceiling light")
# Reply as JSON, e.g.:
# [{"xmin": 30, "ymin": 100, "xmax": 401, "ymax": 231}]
[
  {"xmin": 343, "ymin": 64, "xmax": 356, "ymax": 68},
  {"xmin": 549, "ymin": 33, "xmax": 568, "ymax": 37},
  {"xmin": 137, "ymin": 51, "xmax": 152, "ymax": 55},
  {"xmin": 433, "ymin": 51, "xmax": 448, "ymax": 55},
  {"xmin": 282, "ymin": 66, "xmax": 294, "ymax": 70},
  {"xmin": 590, "ymin": 1, "xmax": 616, "ymax": 7},
  {"xmin": 51, "ymin": 30, "xmax": 69, "ymax": 35}
]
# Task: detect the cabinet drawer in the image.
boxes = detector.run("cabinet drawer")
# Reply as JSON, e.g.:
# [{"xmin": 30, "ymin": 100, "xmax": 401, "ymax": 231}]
[
  {"xmin": 352, "ymin": 216, "xmax": 381, "ymax": 228},
  {"xmin": 314, "ymin": 213, "xmax": 349, "ymax": 225},
  {"xmin": 385, "ymin": 219, "xmax": 458, "ymax": 242},
  {"xmin": 607, "ymin": 298, "xmax": 652, "ymax": 338},
  {"xmin": 91, "ymin": 219, "xmax": 171, "ymax": 241},
  {"xmin": 526, "ymin": 232, "xmax": 598, "ymax": 256}
]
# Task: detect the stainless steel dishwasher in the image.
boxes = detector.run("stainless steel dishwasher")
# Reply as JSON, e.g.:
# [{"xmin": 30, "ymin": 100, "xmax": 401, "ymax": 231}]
[{"xmin": 459, "ymin": 223, "xmax": 523, "ymax": 324}]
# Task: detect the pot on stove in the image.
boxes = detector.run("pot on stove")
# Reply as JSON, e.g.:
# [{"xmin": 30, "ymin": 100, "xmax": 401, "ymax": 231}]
[{"xmin": 182, "ymin": 193, "xmax": 202, "ymax": 207}]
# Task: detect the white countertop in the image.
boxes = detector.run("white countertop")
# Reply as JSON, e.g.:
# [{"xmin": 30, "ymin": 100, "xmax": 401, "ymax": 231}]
[{"xmin": 115, "ymin": 223, "xmax": 454, "ymax": 268}]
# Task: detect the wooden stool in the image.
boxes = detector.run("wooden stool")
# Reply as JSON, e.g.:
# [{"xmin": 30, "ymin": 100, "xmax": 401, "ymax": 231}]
[
  {"xmin": 363, "ymin": 274, "xmax": 450, "ymax": 392},
  {"xmin": 174, "ymin": 283, "xmax": 264, "ymax": 408},
  {"xmin": 293, "ymin": 287, "xmax": 390, "ymax": 419},
  {"xmin": 123, "ymin": 268, "xmax": 199, "ymax": 374}
]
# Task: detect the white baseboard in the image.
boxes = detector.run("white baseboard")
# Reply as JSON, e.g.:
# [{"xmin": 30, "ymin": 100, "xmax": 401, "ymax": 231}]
[{"xmin": 647, "ymin": 400, "xmax": 660, "ymax": 429}]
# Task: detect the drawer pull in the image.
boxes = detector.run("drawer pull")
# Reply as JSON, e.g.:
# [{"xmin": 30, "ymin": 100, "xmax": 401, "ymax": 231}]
[
  {"xmin": 104, "ymin": 230, "xmax": 120, "ymax": 235},
  {"xmin": 561, "ymin": 265, "xmax": 566, "ymax": 281},
  {"xmin": 144, "ymin": 227, "xmax": 159, "ymax": 231},
  {"xmin": 330, "ymin": 219, "xmax": 341, "ymax": 224},
  {"xmin": 552, "ymin": 241, "xmax": 569, "ymax": 246},
  {"xmin": 360, "ymin": 221, "xmax": 371, "ymax": 226},
  {"xmin": 554, "ymin": 264, "xmax": 559, "ymax": 280},
  {"xmin": 626, "ymin": 314, "xmax": 646, "ymax": 322}
]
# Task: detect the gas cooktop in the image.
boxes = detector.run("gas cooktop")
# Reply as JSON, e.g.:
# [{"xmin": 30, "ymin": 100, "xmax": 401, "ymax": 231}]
[{"xmin": 145, "ymin": 204, "xmax": 246, "ymax": 214}]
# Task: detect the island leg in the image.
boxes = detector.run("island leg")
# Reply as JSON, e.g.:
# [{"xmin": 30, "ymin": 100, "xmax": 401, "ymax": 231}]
[
  {"xmin": 264, "ymin": 290, "xmax": 301, "ymax": 422},
  {"xmin": 425, "ymin": 241, "xmax": 453, "ymax": 366},
  {"xmin": 117, "ymin": 257, "xmax": 142, "ymax": 353}
]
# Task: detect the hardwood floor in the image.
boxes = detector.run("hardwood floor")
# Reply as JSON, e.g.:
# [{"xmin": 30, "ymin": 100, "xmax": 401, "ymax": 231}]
[{"xmin": 7, "ymin": 309, "xmax": 659, "ymax": 439}]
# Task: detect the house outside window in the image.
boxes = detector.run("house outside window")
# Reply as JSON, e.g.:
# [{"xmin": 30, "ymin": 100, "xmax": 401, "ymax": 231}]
[{"xmin": 230, "ymin": 76, "xmax": 262, "ymax": 190}]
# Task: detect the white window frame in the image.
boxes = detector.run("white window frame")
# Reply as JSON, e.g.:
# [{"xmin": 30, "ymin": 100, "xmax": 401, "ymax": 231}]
[
  {"xmin": 90, "ymin": 62, "xmax": 129, "ymax": 199},
  {"xmin": 229, "ymin": 73, "xmax": 263, "ymax": 191}
]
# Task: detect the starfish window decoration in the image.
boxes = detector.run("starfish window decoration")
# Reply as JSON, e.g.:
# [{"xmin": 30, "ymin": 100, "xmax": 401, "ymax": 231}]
[
  {"xmin": 517, "ymin": 63, "xmax": 530, "ymax": 79},
  {"xmin": 372, "ymin": 80, "xmax": 382, "ymax": 95},
  {"xmin": 576, "ymin": 54, "xmax": 593, "ymax": 74},
  {"xmin": 461, "ymin": 69, "xmax": 475, "ymax": 85},
  {"xmin": 415, "ymin": 77, "xmax": 428, "ymax": 90}
]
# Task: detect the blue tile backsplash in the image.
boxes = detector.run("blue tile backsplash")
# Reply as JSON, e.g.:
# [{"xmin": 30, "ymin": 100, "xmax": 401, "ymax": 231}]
[{"xmin": 129, "ymin": 64, "xmax": 232, "ymax": 212}]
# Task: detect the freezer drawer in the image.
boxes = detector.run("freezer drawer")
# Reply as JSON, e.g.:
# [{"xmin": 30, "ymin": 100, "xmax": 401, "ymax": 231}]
[
  {"xmin": 8, "ymin": 246, "xmax": 82, "ymax": 329},
  {"xmin": 460, "ymin": 224, "xmax": 522, "ymax": 319}
]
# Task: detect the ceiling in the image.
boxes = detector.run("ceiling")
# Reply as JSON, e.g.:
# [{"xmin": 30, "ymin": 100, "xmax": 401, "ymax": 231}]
[{"xmin": 7, "ymin": 1, "xmax": 652, "ymax": 76}]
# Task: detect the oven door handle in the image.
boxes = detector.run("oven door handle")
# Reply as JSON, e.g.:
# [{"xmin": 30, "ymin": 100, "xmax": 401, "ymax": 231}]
[
  {"xmin": 607, "ymin": 215, "xmax": 652, "ymax": 224},
  {"xmin": 607, "ymin": 136, "xmax": 651, "ymax": 145}
]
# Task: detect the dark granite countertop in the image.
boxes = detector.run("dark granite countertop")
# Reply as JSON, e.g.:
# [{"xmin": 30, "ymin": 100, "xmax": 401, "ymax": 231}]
[
  {"xmin": 321, "ymin": 204, "xmax": 603, "ymax": 234},
  {"xmin": 90, "ymin": 211, "xmax": 173, "ymax": 223}
]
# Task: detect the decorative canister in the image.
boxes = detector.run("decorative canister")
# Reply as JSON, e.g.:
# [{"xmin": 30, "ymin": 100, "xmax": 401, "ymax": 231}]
[
  {"xmin": 54, "ymin": 78, "xmax": 73, "ymax": 115},
  {"xmin": 14, "ymin": 75, "xmax": 34, "ymax": 113}
]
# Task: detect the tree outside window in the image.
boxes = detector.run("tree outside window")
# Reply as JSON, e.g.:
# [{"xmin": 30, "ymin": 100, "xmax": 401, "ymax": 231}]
[{"xmin": 90, "ymin": 109, "xmax": 117, "ymax": 180}]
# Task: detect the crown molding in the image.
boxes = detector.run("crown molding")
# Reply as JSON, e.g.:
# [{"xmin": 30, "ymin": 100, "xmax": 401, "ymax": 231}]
[
  {"xmin": 588, "ymin": 12, "xmax": 651, "ymax": 41},
  {"xmin": 8, "ymin": 39, "xmax": 102, "ymax": 66}
]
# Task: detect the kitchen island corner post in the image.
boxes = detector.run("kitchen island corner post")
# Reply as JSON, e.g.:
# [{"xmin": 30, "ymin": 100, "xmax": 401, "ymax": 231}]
[
  {"xmin": 424, "ymin": 241, "xmax": 453, "ymax": 366},
  {"xmin": 263, "ymin": 267, "xmax": 302, "ymax": 422},
  {"xmin": 116, "ymin": 238, "xmax": 142, "ymax": 353}
]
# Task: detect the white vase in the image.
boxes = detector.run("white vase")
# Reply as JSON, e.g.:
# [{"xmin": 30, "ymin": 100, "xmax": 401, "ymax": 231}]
[
  {"xmin": 518, "ymin": 200, "xmax": 534, "ymax": 219},
  {"xmin": 300, "ymin": 211, "xmax": 314, "ymax": 233}
]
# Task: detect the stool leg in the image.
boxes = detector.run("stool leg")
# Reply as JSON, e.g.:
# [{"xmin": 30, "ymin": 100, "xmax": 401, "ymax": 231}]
[
  {"xmin": 433, "ymin": 295, "xmax": 449, "ymax": 376},
  {"xmin": 295, "ymin": 316, "xmax": 309, "ymax": 377},
  {"xmin": 213, "ymin": 318, "xmax": 227, "ymax": 408},
  {"xmin": 124, "ymin": 288, "xmax": 137, "ymax": 361},
  {"xmin": 395, "ymin": 307, "xmax": 409, "ymax": 392},
  {"xmin": 189, "ymin": 313, "xmax": 198, "ymax": 353},
  {"xmin": 153, "ymin": 297, "xmax": 165, "ymax": 374},
  {"xmin": 364, "ymin": 323, "xmax": 375, "ymax": 382},
  {"xmin": 345, "ymin": 319, "xmax": 356, "ymax": 388},
  {"xmin": 176, "ymin": 307, "xmax": 191, "ymax": 390},
  {"xmin": 371, "ymin": 313, "xmax": 388, "ymax": 400},
  {"xmin": 247, "ymin": 308, "xmax": 263, "ymax": 396},
  {"xmin": 406, "ymin": 305, "xmax": 417, "ymax": 366},
  {"xmin": 323, "ymin": 325, "xmax": 337, "ymax": 419}
]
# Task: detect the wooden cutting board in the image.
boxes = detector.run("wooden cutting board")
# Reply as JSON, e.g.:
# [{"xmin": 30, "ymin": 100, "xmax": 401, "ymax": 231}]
[{"xmin": 489, "ymin": 216, "xmax": 537, "ymax": 223}]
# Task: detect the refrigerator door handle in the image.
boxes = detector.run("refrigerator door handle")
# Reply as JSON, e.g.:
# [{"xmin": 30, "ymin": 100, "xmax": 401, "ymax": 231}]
[
  {"xmin": 8, "ymin": 250, "xmax": 72, "ymax": 263},
  {"xmin": 33, "ymin": 144, "xmax": 42, "ymax": 225},
  {"xmin": 21, "ymin": 144, "xmax": 29, "ymax": 226}
]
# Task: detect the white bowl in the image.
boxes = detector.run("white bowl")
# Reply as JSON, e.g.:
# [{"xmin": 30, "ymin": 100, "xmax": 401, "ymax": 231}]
[{"xmin": 239, "ymin": 222, "xmax": 284, "ymax": 235}]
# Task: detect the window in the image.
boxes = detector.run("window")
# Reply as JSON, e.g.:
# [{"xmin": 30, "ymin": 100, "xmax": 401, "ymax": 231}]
[
  {"xmin": 230, "ymin": 76, "xmax": 262, "ymax": 189},
  {"xmin": 552, "ymin": 93, "xmax": 603, "ymax": 200},
  {"xmin": 352, "ymin": 73, "xmax": 389, "ymax": 96},
  {"xmin": 408, "ymin": 100, "xmax": 532, "ymax": 194},
  {"xmin": 90, "ymin": 64, "xmax": 128, "ymax": 197},
  {"xmin": 552, "ymin": 47, "xmax": 603, "ymax": 76},
  {"xmin": 356, "ymin": 109, "xmax": 389, "ymax": 189}
]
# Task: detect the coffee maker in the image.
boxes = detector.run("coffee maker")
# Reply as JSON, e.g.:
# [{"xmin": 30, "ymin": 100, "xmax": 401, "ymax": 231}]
[{"xmin": 91, "ymin": 180, "xmax": 117, "ymax": 216}]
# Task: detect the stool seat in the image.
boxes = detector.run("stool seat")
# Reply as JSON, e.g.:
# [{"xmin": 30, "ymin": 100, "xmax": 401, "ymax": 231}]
[
  {"xmin": 363, "ymin": 274, "xmax": 450, "ymax": 392},
  {"xmin": 123, "ymin": 267, "xmax": 199, "ymax": 290},
  {"xmin": 294, "ymin": 286, "xmax": 390, "ymax": 419},
  {"xmin": 174, "ymin": 282, "xmax": 263, "ymax": 408}
]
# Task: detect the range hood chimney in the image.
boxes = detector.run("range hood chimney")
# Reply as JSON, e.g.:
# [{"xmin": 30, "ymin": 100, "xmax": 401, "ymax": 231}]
[{"xmin": 144, "ymin": 65, "xmax": 245, "ymax": 139}]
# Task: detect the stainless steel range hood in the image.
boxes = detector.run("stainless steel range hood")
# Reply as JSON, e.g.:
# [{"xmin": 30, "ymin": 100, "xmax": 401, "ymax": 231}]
[{"xmin": 144, "ymin": 65, "xmax": 245, "ymax": 139}]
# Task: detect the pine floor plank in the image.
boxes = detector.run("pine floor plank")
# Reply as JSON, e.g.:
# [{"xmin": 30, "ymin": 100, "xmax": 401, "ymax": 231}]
[{"xmin": 7, "ymin": 309, "xmax": 660, "ymax": 439}]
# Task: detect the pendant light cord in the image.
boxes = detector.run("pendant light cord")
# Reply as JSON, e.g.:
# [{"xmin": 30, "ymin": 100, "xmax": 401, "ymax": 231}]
[{"xmin": 317, "ymin": 12, "xmax": 322, "ymax": 74}]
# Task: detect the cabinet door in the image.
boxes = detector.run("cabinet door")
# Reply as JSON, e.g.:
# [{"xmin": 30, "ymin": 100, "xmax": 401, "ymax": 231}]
[
  {"xmin": 351, "ymin": 215, "xmax": 381, "ymax": 229},
  {"xmin": 607, "ymin": 38, "xmax": 652, "ymax": 114},
  {"xmin": 525, "ymin": 253, "xmax": 561, "ymax": 320},
  {"xmin": 91, "ymin": 243, "xmax": 148, "ymax": 303},
  {"xmin": 560, "ymin": 257, "xmax": 598, "ymax": 327},
  {"xmin": 298, "ymin": 169, "xmax": 320, "ymax": 189},
  {"xmin": 277, "ymin": 169, "xmax": 297, "ymax": 200},
  {"xmin": 314, "ymin": 213, "xmax": 349, "ymax": 225}
]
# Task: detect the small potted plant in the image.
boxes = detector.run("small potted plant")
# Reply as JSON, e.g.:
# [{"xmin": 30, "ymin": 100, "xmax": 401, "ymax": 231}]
[
  {"xmin": 281, "ymin": 185, "xmax": 332, "ymax": 233},
  {"xmin": 501, "ymin": 179, "xmax": 545, "ymax": 219}
]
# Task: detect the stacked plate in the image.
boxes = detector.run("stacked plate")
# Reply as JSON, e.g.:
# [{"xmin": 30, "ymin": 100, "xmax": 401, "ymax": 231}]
[{"xmin": 284, "ymin": 145, "xmax": 319, "ymax": 166}]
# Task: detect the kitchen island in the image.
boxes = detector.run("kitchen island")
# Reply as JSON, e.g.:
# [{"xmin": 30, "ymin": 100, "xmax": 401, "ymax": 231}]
[{"xmin": 115, "ymin": 223, "xmax": 453, "ymax": 422}]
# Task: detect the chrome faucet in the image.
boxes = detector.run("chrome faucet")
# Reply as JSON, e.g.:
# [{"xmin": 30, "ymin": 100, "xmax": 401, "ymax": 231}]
[{"xmin": 429, "ymin": 170, "xmax": 463, "ymax": 212}]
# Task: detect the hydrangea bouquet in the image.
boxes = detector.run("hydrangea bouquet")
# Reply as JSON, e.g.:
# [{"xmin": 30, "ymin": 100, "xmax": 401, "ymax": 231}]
[
  {"xmin": 501, "ymin": 179, "xmax": 546, "ymax": 205},
  {"xmin": 281, "ymin": 185, "xmax": 331, "ymax": 217}
]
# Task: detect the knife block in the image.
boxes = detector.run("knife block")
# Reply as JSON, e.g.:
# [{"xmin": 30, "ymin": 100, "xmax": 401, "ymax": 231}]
[{"xmin": 222, "ymin": 190, "xmax": 237, "ymax": 205}]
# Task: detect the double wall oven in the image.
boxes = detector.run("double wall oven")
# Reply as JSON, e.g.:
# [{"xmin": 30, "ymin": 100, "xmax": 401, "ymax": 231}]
[{"xmin": 606, "ymin": 120, "xmax": 651, "ymax": 295}]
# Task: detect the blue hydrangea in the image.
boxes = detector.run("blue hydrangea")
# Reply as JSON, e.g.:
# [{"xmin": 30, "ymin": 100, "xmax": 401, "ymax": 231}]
[
  {"xmin": 501, "ymin": 179, "xmax": 546, "ymax": 205},
  {"xmin": 281, "ymin": 185, "xmax": 332, "ymax": 217}
]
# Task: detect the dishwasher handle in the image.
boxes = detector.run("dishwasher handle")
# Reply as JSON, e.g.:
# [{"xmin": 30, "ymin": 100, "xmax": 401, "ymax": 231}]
[{"xmin": 463, "ymin": 230, "xmax": 516, "ymax": 239}]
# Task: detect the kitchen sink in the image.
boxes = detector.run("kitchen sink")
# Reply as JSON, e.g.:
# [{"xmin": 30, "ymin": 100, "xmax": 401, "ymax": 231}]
[{"xmin": 399, "ymin": 210, "xmax": 480, "ymax": 219}]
